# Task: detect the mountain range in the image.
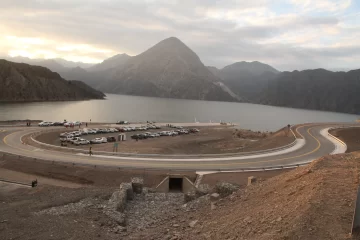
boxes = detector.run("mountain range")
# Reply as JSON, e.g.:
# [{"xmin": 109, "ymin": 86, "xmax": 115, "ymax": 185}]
[
  {"xmin": 0, "ymin": 60, "xmax": 104, "ymax": 102},
  {"xmin": 4, "ymin": 37, "xmax": 360, "ymax": 114}
]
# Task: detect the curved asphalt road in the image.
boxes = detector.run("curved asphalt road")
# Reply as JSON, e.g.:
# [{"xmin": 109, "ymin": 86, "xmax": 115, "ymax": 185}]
[{"xmin": 0, "ymin": 123, "xmax": 356, "ymax": 170}]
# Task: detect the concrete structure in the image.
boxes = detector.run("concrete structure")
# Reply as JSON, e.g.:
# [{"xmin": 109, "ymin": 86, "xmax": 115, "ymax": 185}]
[
  {"xmin": 247, "ymin": 176, "xmax": 257, "ymax": 186},
  {"xmin": 131, "ymin": 177, "xmax": 143, "ymax": 194},
  {"xmin": 155, "ymin": 174, "xmax": 196, "ymax": 193}
]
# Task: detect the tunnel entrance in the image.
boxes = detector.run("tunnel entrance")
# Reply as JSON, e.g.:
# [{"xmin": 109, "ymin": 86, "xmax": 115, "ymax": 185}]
[{"xmin": 169, "ymin": 177, "xmax": 183, "ymax": 192}]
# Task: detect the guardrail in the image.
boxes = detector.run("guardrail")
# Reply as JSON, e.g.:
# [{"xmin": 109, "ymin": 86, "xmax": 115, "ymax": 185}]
[
  {"xmin": 0, "ymin": 151, "xmax": 311, "ymax": 172},
  {"xmin": 26, "ymin": 127, "xmax": 298, "ymax": 159},
  {"xmin": 0, "ymin": 178, "xmax": 32, "ymax": 187}
]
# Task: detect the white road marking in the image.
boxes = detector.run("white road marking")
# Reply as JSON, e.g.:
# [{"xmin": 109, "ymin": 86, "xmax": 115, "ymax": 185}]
[{"xmin": 74, "ymin": 139, "xmax": 306, "ymax": 162}]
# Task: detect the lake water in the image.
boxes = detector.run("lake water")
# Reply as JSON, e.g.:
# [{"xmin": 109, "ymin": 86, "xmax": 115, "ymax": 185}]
[{"xmin": 0, "ymin": 94, "xmax": 358, "ymax": 131}]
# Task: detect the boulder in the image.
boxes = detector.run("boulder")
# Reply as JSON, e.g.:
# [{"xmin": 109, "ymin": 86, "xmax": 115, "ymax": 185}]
[
  {"xmin": 196, "ymin": 184, "xmax": 212, "ymax": 197},
  {"xmin": 210, "ymin": 193, "xmax": 220, "ymax": 202},
  {"xmin": 184, "ymin": 190, "xmax": 197, "ymax": 203},
  {"xmin": 215, "ymin": 182, "xmax": 239, "ymax": 197},
  {"xmin": 131, "ymin": 177, "xmax": 144, "ymax": 194},
  {"xmin": 189, "ymin": 220, "xmax": 198, "ymax": 228}
]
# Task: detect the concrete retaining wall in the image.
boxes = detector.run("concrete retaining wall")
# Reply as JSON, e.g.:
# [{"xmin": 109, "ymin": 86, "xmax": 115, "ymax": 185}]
[{"xmin": 183, "ymin": 177, "xmax": 196, "ymax": 193}]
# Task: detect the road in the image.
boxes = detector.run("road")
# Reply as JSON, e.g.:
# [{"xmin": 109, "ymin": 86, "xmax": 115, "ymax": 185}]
[{"xmin": 0, "ymin": 123, "xmax": 356, "ymax": 170}]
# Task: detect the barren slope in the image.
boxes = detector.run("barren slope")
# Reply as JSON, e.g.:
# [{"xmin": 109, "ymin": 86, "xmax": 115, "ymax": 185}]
[{"xmin": 132, "ymin": 154, "xmax": 359, "ymax": 240}]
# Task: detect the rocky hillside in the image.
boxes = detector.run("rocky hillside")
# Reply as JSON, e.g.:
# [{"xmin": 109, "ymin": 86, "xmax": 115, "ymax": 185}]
[
  {"xmin": 131, "ymin": 154, "xmax": 358, "ymax": 240},
  {"xmin": 260, "ymin": 69, "xmax": 360, "ymax": 114},
  {"xmin": 0, "ymin": 59, "xmax": 105, "ymax": 102},
  {"xmin": 211, "ymin": 61, "xmax": 280, "ymax": 101},
  {"xmin": 98, "ymin": 37, "xmax": 235, "ymax": 101},
  {"xmin": 88, "ymin": 53, "xmax": 131, "ymax": 72},
  {"xmin": 214, "ymin": 62, "xmax": 360, "ymax": 114}
]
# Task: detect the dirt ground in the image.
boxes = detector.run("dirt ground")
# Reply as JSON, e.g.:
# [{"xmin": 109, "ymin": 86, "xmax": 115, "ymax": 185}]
[
  {"xmin": 0, "ymin": 153, "xmax": 290, "ymax": 240},
  {"xmin": 35, "ymin": 126, "xmax": 293, "ymax": 154},
  {"xmin": 130, "ymin": 153, "xmax": 360, "ymax": 240},
  {"xmin": 330, "ymin": 127, "xmax": 360, "ymax": 153},
  {"xmin": 2, "ymin": 153, "xmax": 358, "ymax": 239}
]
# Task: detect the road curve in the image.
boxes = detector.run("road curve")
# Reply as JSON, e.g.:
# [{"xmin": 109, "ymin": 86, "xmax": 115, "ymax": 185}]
[{"xmin": 0, "ymin": 123, "xmax": 356, "ymax": 170}]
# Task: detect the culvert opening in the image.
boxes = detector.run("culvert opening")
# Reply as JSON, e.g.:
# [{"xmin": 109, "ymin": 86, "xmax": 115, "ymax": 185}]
[{"xmin": 169, "ymin": 177, "xmax": 183, "ymax": 192}]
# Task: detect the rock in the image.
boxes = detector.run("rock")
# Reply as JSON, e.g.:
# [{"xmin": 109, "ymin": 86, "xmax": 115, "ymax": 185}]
[
  {"xmin": 247, "ymin": 176, "xmax": 257, "ymax": 186},
  {"xmin": 243, "ymin": 216, "xmax": 251, "ymax": 223},
  {"xmin": 211, "ymin": 202, "xmax": 217, "ymax": 210},
  {"xmin": 189, "ymin": 220, "xmax": 198, "ymax": 228},
  {"xmin": 148, "ymin": 188, "xmax": 157, "ymax": 193},
  {"xmin": 184, "ymin": 191, "xmax": 197, "ymax": 203},
  {"xmin": 276, "ymin": 217, "xmax": 282, "ymax": 222},
  {"xmin": 215, "ymin": 182, "xmax": 240, "ymax": 197},
  {"xmin": 173, "ymin": 224, "xmax": 180, "ymax": 227},
  {"xmin": 210, "ymin": 193, "xmax": 220, "ymax": 202},
  {"xmin": 163, "ymin": 235, "xmax": 172, "ymax": 240},
  {"xmin": 196, "ymin": 184, "xmax": 212, "ymax": 197},
  {"xmin": 131, "ymin": 177, "xmax": 144, "ymax": 194},
  {"xmin": 115, "ymin": 226, "xmax": 127, "ymax": 233},
  {"xmin": 123, "ymin": 183, "xmax": 134, "ymax": 200}
]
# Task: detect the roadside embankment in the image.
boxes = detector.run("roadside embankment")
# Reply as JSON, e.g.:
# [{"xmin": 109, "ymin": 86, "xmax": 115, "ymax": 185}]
[
  {"xmin": 131, "ymin": 153, "xmax": 359, "ymax": 240},
  {"xmin": 329, "ymin": 127, "xmax": 360, "ymax": 153}
]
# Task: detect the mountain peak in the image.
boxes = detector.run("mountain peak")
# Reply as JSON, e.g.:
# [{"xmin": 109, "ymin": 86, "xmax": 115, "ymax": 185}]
[
  {"xmin": 88, "ymin": 53, "xmax": 131, "ymax": 72},
  {"xmin": 222, "ymin": 61, "xmax": 279, "ymax": 75}
]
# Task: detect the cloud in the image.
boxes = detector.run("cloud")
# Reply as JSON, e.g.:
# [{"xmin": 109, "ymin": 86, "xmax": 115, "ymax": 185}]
[
  {"xmin": 0, "ymin": 0, "xmax": 358, "ymax": 70},
  {"xmin": 290, "ymin": 0, "xmax": 352, "ymax": 12}
]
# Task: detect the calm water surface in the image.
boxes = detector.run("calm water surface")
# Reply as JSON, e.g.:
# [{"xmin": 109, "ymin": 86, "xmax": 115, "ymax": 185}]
[{"xmin": 0, "ymin": 94, "xmax": 358, "ymax": 131}]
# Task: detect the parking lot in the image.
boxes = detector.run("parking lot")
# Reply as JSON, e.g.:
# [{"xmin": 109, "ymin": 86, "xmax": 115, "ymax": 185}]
[{"xmin": 35, "ymin": 125, "xmax": 264, "ymax": 154}]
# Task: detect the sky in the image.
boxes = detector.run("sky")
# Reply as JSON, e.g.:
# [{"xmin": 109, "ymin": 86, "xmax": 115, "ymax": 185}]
[{"xmin": 1, "ymin": 0, "xmax": 360, "ymax": 71}]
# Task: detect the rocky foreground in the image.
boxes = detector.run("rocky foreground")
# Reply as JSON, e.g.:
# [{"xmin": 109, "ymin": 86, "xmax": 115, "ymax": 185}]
[{"xmin": 1, "ymin": 152, "xmax": 359, "ymax": 240}]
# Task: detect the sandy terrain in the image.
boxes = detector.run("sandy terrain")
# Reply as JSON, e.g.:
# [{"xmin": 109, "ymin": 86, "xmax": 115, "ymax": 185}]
[{"xmin": 34, "ymin": 125, "xmax": 293, "ymax": 155}]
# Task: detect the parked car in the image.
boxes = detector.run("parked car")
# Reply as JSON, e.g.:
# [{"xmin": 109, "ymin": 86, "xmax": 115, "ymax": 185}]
[
  {"xmin": 138, "ymin": 134, "xmax": 148, "ymax": 139},
  {"xmin": 190, "ymin": 128, "xmax": 200, "ymax": 133},
  {"xmin": 131, "ymin": 134, "xmax": 147, "ymax": 140},
  {"xmin": 74, "ymin": 139, "xmax": 90, "ymax": 145},
  {"xmin": 64, "ymin": 122, "xmax": 73, "ymax": 127},
  {"xmin": 116, "ymin": 121, "xmax": 129, "ymax": 125},
  {"xmin": 170, "ymin": 131, "xmax": 178, "ymax": 136},
  {"xmin": 73, "ymin": 121, "xmax": 82, "ymax": 126},
  {"xmin": 72, "ymin": 131, "xmax": 81, "ymax": 137},
  {"xmin": 100, "ymin": 137, "xmax": 108, "ymax": 143},
  {"xmin": 90, "ymin": 138, "xmax": 103, "ymax": 144},
  {"xmin": 65, "ymin": 135, "xmax": 74, "ymax": 142},
  {"xmin": 107, "ymin": 136, "xmax": 116, "ymax": 142},
  {"xmin": 159, "ymin": 131, "xmax": 167, "ymax": 136},
  {"xmin": 59, "ymin": 132, "xmax": 70, "ymax": 137},
  {"xmin": 131, "ymin": 134, "xmax": 140, "ymax": 140},
  {"xmin": 38, "ymin": 121, "xmax": 50, "ymax": 127},
  {"xmin": 88, "ymin": 129, "xmax": 97, "ymax": 134},
  {"xmin": 53, "ymin": 122, "xmax": 64, "ymax": 126},
  {"xmin": 70, "ymin": 137, "xmax": 82, "ymax": 144},
  {"xmin": 80, "ymin": 129, "xmax": 89, "ymax": 135}
]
